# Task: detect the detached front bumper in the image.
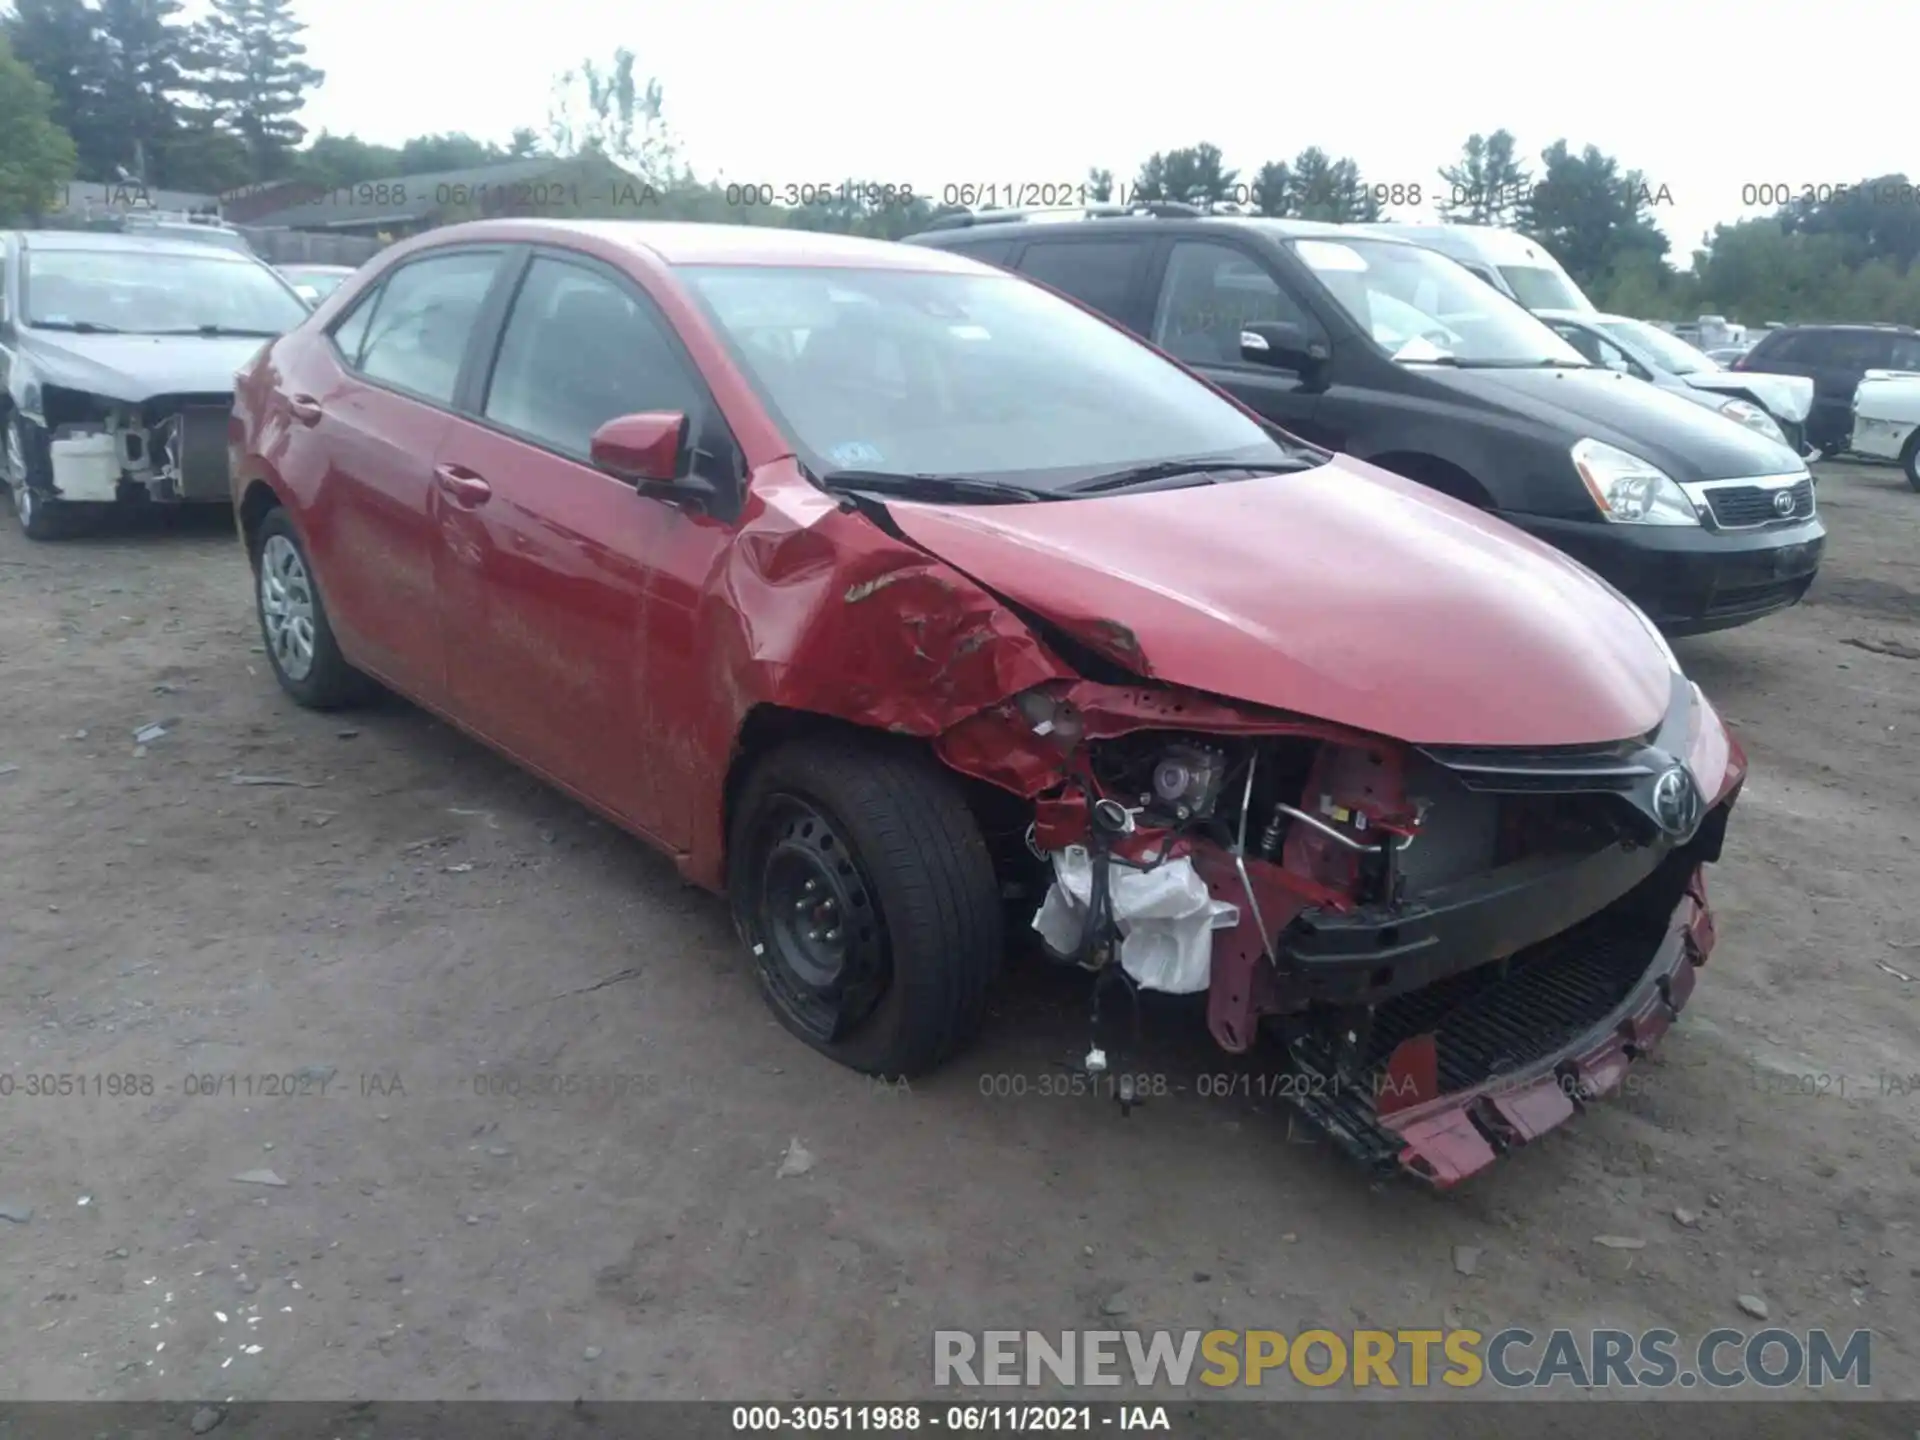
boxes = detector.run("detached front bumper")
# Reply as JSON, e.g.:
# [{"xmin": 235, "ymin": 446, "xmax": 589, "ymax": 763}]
[
  {"xmin": 1289, "ymin": 843, "xmax": 1721, "ymax": 1187},
  {"xmin": 1514, "ymin": 511, "xmax": 1825, "ymax": 637}
]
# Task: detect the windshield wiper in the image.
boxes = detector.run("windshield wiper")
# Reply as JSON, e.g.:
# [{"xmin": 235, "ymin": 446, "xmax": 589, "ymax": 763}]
[
  {"xmin": 28, "ymin": 319, "xmax": 122, "ymax": 333},
  {"xmin": 142, "ymin": 325, "xmax": 284, "ymax": 338},
  {"xmin": 1061, "ymin": 458, "xmax": 1311, "ymax": 496},
  {"xmin": 819, "ymin": 469, "xmax": 1051, "ymax": 504}
]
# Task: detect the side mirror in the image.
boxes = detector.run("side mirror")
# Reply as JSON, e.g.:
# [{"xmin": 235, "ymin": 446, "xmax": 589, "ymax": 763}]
[
  {"xmin": 1240, "ymin": 321, "xmax": 1328, "ymax": 373},
  {"xmin": 590, "ymin": 411, "xmax": 710, "ymax": 495}
]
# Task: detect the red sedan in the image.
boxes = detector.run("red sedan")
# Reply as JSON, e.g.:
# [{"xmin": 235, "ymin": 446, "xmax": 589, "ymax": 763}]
[{"xmin": 230, "ymin": 219, "xmax": 1744, "ymax": 1186}]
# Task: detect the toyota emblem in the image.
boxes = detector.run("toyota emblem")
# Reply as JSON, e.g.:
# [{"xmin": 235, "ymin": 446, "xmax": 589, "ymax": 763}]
[
  {"xmin": 1772, "ymin": 488, "xmax": 1796, "ymax": 517},
  {"xmin": 1651, "ymin": 765, "xmax": 1703, "ymax": 838}
]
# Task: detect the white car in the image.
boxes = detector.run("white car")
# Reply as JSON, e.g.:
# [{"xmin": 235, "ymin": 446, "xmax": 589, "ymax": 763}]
[{"xmin": 1851, "ymin": 369, "xmax": 1920, "ymax": 490}]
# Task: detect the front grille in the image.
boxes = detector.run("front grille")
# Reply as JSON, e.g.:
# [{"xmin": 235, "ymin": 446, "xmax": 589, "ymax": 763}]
[
  {"xmin": 1359, "ymin": 909, "xmax": 1666, "ymax": 1091},
  {"xmin": 1705, "ymin": 477, "xmax": 1813, "ymax": 528}
]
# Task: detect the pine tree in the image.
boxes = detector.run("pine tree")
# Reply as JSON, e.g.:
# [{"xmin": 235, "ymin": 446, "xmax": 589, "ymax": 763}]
[
  {"xmin": 94, "ymin": 0, "xmax": 193, "ymax": 183},
  {"xmin": 188, "ymin": 0, "xmax": 322, "ymax": 179}
]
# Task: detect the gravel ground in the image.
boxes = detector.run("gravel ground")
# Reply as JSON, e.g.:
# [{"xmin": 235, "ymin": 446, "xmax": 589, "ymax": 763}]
[{"xmin": 0, "ymin": 460, "xmax": 1915, "ymax": 1406}]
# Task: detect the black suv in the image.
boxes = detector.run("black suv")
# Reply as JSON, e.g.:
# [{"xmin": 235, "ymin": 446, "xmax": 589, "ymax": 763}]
[
  {"xmin": 906, "ymin": 209, "xmax": 1825, "ymax": 636},
  {"xmin": 1733, "ymin": 323, "xmax": 1920, "ymax": 457}
]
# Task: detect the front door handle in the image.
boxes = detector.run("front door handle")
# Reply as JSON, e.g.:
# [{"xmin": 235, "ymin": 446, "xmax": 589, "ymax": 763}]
[
  {"xmin": 434, "ymin": 462, "xmax": 492, "ymax": 507},
  {"xmin": 286, "ymin": 393, "xmax": 324, "ymax": 426}
]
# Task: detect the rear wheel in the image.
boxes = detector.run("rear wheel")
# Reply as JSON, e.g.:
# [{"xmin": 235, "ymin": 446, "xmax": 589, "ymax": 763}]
[
  {"xmin": 727, "ymin": 736, "xmax": 1003, "ymax": 1078},
  {"xmin": 251, "ymin": 507, "xmax": 367, "ymax": 708}
]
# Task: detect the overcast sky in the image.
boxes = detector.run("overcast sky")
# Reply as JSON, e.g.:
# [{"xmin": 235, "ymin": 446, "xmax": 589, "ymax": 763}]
[{"xmin": 296, "ymin": 0, "xmax": 1899, "ymax": 259}]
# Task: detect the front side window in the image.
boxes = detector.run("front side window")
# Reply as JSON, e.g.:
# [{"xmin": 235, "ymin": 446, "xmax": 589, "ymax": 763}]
[
  {"xmin": 1290, "ymin": 237, "xmax": 1589, "ymax": 368},
  {"xmin": 1886, "ymin": 335, "xmax": 1920, "ymax": 370},
  {"xmin": 353, "ymin": 251, "xmax": 502, "ymax": 405},
  {"xmin": 483, "ymin": 256, "xmax": 701, "ymax": 458},
  {"xmin": 680, "ymin": 263, "xmax": 1295, "ymax": 491},
  {"xmin": 1152, "ymin": 241, "xmax": 1312, "ymax": 366},
  {"xmin": 22, "ymin": 248, "xmax": 309, "ymax": 336}
]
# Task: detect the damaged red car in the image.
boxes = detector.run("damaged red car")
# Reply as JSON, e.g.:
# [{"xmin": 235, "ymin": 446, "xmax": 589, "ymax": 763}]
[{"xmin": 230, "ymin": 219, "xmax": 1744, "ymax": 1186}]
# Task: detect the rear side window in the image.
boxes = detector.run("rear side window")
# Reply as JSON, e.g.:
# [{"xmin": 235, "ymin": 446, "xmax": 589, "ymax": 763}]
[
  {"xmin": 482, "ymin": 255, "xmax": 702, "ymax": 459},
  {"xmin": 1887, "ymin": 335, "xmax": 1920, "ymax": 369},
  {"xmin": 1017, "ymin": 240, "xmax": 1147, "ymax": 325},
  {"xmin": 1153, "ymin": 241, "xmax": 1312, "ymax": 366},
  {"xmin": 1819, "ymin": 331, "xmax": 1897, "ymax": 369},
  {"xmin": 354, "ymin": 250, "xmax": 503, "ymax": 405}
]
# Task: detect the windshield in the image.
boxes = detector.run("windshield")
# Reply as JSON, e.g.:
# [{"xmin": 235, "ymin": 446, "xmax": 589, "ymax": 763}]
[
  {"xmin": 1596, "ymin": 317, "xmax": 1718, "ymax": 376},
  {"xmin": 1497, "ymin": 264, "xmax": 1589, "ymax": 312},
  {"xmin": 23, "ymin": 249, "xmax": 309, "ymax": 335},
  {"xmin": 1289, "ymin": 238, "xmax": 1589, "ymax": 367},
  {"xmin": 679, "ymin": 264, "xmax": 1300, "ymax": 490}
]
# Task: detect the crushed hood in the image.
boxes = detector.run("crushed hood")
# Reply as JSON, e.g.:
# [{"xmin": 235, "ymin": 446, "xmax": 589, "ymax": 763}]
[
  {"xmin": 1681, "ymin": 370, "xmax": 1814, "ymax": 424},
  {"xmin": 17, "ymin": 330, "xmax": 269, "ymax": 403},
  {"xmin": 883, "ymin": 456, "xmax": 1676, "ymax": 749}
]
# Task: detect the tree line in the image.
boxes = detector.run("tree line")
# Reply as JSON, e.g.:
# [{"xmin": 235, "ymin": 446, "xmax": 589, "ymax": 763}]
[{"xmin": 1, "ymin": 6, "xmax": 1917, "ymax": 328}]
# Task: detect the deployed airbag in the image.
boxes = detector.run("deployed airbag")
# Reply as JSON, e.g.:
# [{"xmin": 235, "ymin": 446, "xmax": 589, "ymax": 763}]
[{"xmin": 1032, "ymin": 846, "xmax": 1239, "ymax": 994}]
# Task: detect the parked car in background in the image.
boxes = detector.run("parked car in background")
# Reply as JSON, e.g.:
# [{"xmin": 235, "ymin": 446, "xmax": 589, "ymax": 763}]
[
  {"xmin": 1538, "ymin": 310, "xmax": 1815, "ymax": 458},
  {"xmin": 1343, "ymin": 223, "xmax": 1595, "ymax": 313},
  {"xmin": 1851, "ymin": 370, "xmax": 1920, "ymax": 489},
  {"xmin": 0, "ymin": 229, "xmax": 311, "ymax": 539},
  {"xmin": 229, "ymin": 217, "xmax": 1746, "ymax": 1187},
  {"xmin": 1733, "ymin": 323, "xmax": 1920, "ymax": 457},
  {"xmin": 49, "ymin": 205, "xmax": 256, "ymax": 256},
  {"xmin": 277, "ymin": 263, "xmax": 356, "ymax": 306},
  {"xmin": 907, "ymin": 210, "xmax": 1824, "ymax": 635}
]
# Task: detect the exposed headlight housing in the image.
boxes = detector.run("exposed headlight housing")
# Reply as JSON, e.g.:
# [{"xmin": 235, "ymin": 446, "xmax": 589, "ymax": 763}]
[
  {"xmin": 1571, "ymin": 438, "xmax": 1701, "ymax": 526},
  {"xmin": 1716, "ymin": 398, "xmax": 1789, "ymax": 447}
]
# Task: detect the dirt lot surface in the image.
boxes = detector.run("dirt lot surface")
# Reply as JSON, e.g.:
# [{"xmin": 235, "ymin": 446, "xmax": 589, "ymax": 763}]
[{"xmin": 1, "ymin": 461, "xmax": 1916, "ymax": 1407}]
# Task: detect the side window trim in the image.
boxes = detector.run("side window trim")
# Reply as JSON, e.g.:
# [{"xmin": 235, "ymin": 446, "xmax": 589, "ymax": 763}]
[
  {"xmin": 328, "ymin": 245, "xmax": 518, "ymax": 412},
  {"xmin": 462, "ymin": 244, "xmax": 745, "ymax": 498}
]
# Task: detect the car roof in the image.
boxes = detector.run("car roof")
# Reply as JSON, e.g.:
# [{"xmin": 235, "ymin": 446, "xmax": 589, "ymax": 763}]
[
  {"xmin": 907, "ymin": 211, "xmax": 1423, "ymax": 248},
  {"xmin": 14, "ymin": 228, "xmax": 257, "ymax": 261},
  {"xmin": 1768, "ymin": 321, "xmax": 1920, "ymax": 335},
  {"xmin": 414, "ymin": 218, "xmax": 992, "ymax": 272}
]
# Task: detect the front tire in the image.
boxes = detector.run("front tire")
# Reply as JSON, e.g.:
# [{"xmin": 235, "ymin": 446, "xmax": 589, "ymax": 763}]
[
  {"xmin": 1903, "ymin": 432, "xmax": 1920, "ymax": 493},
  {"xmin": 727, "ymin": 736, "xmax": 1003, "ymax": 1078},
  {"xmin": 7, "ymin": 415, "xmax": 80, "ymax": 541},
  {"xmin": 251, "ymin": 507, "xmax": 366, "ymax": 708}
]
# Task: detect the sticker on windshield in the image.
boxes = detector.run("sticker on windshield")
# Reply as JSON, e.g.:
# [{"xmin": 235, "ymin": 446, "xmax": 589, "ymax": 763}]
[
  {"xmin": 829, "ymin": 440, "xmax": 885, "ymax": 468},
  {"xmin": 948, "ymin": 324, "xmax": 992, "ymax": 341},
  {"xmin": 1392, "ymin": 336, "xmax": 1450, "ymax": 362},
  {"xmin": 1293, "ymin": 239, "xmax": 1370, "ymax": 272}
]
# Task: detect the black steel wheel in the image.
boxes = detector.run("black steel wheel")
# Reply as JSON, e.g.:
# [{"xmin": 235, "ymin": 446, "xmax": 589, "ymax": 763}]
[
  {"xmin": 728, "ymin": 736, "xmax": 1003, "ymax": 1077},
  {"xmin": 752, "ymin": 793, "xmax": 892, "ymax": 1043}
]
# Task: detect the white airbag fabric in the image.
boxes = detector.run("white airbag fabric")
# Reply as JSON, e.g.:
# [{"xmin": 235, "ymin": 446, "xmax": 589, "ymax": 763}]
[{"xmin": 1032, "ymin": 845, "xmax": 1239, "ymax": 994}]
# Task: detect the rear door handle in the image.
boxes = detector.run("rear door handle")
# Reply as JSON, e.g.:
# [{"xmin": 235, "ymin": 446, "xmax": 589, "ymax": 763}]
[
  {"xmin": 286, "ymin": 393, "xmax": 324, "ymax": 426},
  {"xmin": 434, "ymin": 462, "xmax": 492, "ymax": 507}
]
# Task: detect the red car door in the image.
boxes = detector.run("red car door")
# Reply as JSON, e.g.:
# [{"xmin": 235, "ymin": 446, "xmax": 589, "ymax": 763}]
[
  {"xmin": 286, "ymin": 247, "xmax": 510, "ymax": 703},
  {"xmin": 430, "ymin": 249, "xmax": 735, "ymax": 838}
]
